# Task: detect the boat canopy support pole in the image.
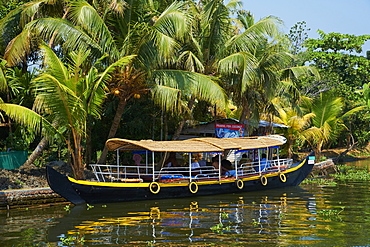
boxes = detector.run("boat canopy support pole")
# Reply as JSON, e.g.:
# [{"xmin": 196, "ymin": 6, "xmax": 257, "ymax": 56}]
[
  {"xmin": 234, "ymin": 151, "xmax": 238, "ymax": 179},
  {"xmin": 146, "ymin": 150, "xmax": 148, "ymax": 174},
  {"xmin": 277, "ymin": 147, "xmax": 281, "ymax": 171},
  {"xmin": 189, "ymin": 153, "xmax": 192, "ymax": 182},
  {"xmin": 117, "ymin": 149, "xmax": 120, "ymax": 178},
  {"xmin": 258, "ymin": 149, "xmax": 261, "ymax": 176},
  {"xmin": 152, "ymin": 152, "xmax": 155, "ymax": 182},
  {"xmin": 218, "ymin": 157, "xmax": 221, "ymax": 182}
]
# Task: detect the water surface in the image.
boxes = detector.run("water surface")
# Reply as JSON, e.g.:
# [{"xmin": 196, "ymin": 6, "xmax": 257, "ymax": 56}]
[{"xmin": 0, "ymin": 159, "xmax": 369, "ymax": 246}]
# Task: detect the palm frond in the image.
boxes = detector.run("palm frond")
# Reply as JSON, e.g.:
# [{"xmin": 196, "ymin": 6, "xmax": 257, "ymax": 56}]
[
  {"xmin": 0, "ymin": 4, "xmax": 25, "ymax": 41},
  {"xmin": 33, "ymin": 73, "xmax": 86, "ymax": 129},
  {"xmin": 226, "ymin": 1, "xmax": 243, "ymax": 11},
  {"xmin": 152, "ymin": 69, "xmax": 227, "ymax": 107},
  {"xmin": 28, "ymin": 18, "xmax": 103, "ymax": 57},
  {"xmin": 177, "ymin": 51, "xmax": 204, "ymax": 73},
  {"xmin": 20, "ymin": 0, "xmax": 44, "ymax": 26},
  {"xmin": 4, "ymin": 29, "xmax": 32, "ymax": 67},
  {"xmin": 154, "ymin": 1, "xmax": 188, "ymax": 40},
  {"xmin": 151, "ymin": 84, "xmax": 181, "ymax": 113},
  {"xmin": 85, "ymin": 55, "xmax": 136, "ymax": 117},
  {"xmin": 341, "ymin": 105, "xmax": 366, "ymax": 119},
  {"xmin": 223, "ymin": 16, "xmax": 283, "ymax": 55},
  {"xmin": 218, "ymin": 51, "xmax": 257, "ymax": 92},
  {"xmin": 39, "ymin": 44, "xmax": 69, "ymax": 83},
  {"xmin": 69, "ymin": 1, "xmax": 117, "ymax": 56},
  {"xmin": 0, "ymin": 101, "xmax": 60, "ymax": 141},
  {"xmin": 281, "ymin": 66, "xmax": 320, "ymax": 81},
  {"xmin": 0, "ymin": 59, "xmax": 7, "ymax": 92}
]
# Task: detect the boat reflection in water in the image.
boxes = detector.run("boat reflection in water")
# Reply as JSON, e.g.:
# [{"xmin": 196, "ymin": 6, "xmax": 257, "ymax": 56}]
[{"xmin": 48, "ymin": 187, "xmax": 314, "ymax": 245}]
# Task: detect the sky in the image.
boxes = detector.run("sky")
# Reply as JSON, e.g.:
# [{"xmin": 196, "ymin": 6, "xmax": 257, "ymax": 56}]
[{"xmin": 241, "ymin": 0, "xmax": 370, "ymax": 55}]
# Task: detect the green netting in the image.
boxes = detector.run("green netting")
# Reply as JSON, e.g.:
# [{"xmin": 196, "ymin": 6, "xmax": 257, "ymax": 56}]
[{"xmin": 0, "ymin": 151, "xmax": 28, "ymax": 169}]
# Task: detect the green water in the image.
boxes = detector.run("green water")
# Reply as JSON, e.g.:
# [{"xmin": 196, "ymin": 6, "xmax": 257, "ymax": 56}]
[{"xmin": 0, "ymin": 159, "xmax": 369, "ymax": 246}]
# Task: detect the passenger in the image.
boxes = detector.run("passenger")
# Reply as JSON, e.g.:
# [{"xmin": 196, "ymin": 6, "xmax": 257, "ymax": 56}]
[
  {"xmin": 225, "ymin": 169, "xmax": 236, "ymax": 177},
  {"xmin": 239, "ymin": 154, "xmax": 250, "ymax": 164},
  {"xmin": 191, "ymin": 154, "xmax": 200, "ymax": 169},
  {"xmin": 133, "ymin": 154, "xmax": 145, "ymax": 166},
  {"xmin": 211, "ymin": 155, "xmax": 221, "ymax": 170},
  {"xmin": 255, "ymin": 153, "xmax": 269, "ymax": 172},
  {"xmin": 196, "ymin": 153, "xmax": 207, "ymax": 167},
  {"xmin": 164, "ymin": 152, "xmax": 179, "ymax": 167},
  {"xmin": 221, "ymin": 159, "xmax": 233, "ymax": 171}
]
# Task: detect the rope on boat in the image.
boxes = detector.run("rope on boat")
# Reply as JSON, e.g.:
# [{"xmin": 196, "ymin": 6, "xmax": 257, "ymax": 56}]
[
  {"xmin": 260, "ymin": 175, "xmax": 268, "ymax": 186},
  {"xmin": 189, "ymin": 182, "xmax": 198, "ymax": 194},
  {"xmin": 236, "ymin": 179, "xmax": 244, "ymax": 189},
  {"xmin": 149, "ymin": 182, "xmax": 160, "ymax": 194},
  {"xmin": 279, "ymin": 172, "xmax": 287, "ymax": 182}
]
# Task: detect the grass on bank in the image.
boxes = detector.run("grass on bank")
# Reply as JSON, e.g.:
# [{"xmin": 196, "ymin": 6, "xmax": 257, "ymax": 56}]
[{"xmin": 302, "ymin": 164, "xmax": 370, "ymax": 185}]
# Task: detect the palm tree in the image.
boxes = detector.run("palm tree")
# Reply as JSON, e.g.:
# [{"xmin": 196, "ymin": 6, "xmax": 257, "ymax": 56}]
[
  {"xmin": 218, "ymin": 11, "xmax": 320, "ymax": 135},
  {"xmin": 1, "ymin": 1, "xmax": 188, "ymax": 161},
  {"xmin": 300, "ymin": 92, "xmax": 365, "ymax": 160},
  {"xmin": 271, "ymin": 103, "xmax": 314, "ymax": 158},
  {"xmin": 0, "ymin": 44, "xmax": 134, "ymax": 178},
  {"xmin": 153, "ymin": 1, "xmax": 281, "ymax": 138}
]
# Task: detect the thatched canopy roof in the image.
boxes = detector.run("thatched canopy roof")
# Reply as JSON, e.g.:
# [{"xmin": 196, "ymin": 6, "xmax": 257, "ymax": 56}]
[
  {"xmin": 106, "ymin": 138, "xmax": 224, "ymax": 152},
  {"xmin": 189, "ymin": 136, "xmax": 286, "ymax": 151},
  {"xmin": 106, "ymin": 135, "xmax": 286, "ymax": 152}
]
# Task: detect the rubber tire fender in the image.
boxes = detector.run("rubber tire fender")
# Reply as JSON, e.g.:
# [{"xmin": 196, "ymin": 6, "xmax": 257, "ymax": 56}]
[
  {"xmin": 189, "ymin": 182, "xmax": 198, "ymax": 194},
  {"xmin": 236, "ymin": 179, "xmax": 244, "ymax": 190},
  {"xmin": 149, "ymin": 182, "xmax": 160, "ymax": 194}
]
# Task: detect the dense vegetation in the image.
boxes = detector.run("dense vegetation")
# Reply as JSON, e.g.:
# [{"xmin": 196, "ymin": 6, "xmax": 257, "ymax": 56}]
[{"xmin": 0, "ymin": 0, "xmax": 369, "ymax": 178}]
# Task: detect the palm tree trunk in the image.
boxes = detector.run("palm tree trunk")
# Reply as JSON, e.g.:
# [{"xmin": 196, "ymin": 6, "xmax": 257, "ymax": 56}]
[
  {"xmin": 172, "ymin": 119, "xmax": 186, "ymax": 140},
  {"xmin": 240, "ymin": 97, "xmax": 250, "ymax": 136},
  {"xmin": 172, "ymin": 97, "xmax": 196, "ymax": 140},
  {"xmin": 23, "ymin": 137, "xmax": 48, "ymax": 166},
  {"xmin": 97, "ymin": 97, "xmax": 128, "ymax": 164},
  {"xmin": 85, "ymin": 123, "xmax": 92, "ymax": 165}
]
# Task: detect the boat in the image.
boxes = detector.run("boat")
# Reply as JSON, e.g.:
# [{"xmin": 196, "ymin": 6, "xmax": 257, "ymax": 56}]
[{"xmin": 46, "ymin": 135, "xmax": 315, "ymax": 204}]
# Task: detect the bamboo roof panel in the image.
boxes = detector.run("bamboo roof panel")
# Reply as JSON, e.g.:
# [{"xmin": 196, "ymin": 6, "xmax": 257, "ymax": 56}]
[
  {"xmin": 106, "ymin": 138, "xmax": 223, "ymax": 152},
  {"xmin": 106, "ymin": 135, "xmax": 286, "ymax": 152}
]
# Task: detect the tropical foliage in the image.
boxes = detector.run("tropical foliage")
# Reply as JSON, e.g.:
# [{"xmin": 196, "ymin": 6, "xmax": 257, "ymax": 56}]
[{"xmin": 0, "ymin": 0, "xmax": 368, "ymax": 176}]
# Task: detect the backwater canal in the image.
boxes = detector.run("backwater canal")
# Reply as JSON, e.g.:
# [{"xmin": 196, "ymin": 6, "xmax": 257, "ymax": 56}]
[{"xmin": 0, "ymin": 159, "xmax": 369, "ymax": 246}]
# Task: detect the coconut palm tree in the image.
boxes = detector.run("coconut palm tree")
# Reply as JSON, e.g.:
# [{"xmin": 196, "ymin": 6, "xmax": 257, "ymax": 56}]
[
  {"xmin": 218, "ymin": 11, "xmax": 320, "ymax": 135},
  {"xmin": 300, "ymin": 92, "xmax": 365, "ymax": 160},
  {"xmin": 0, "ymin": 44, "xmax": 134, "ymax": 178},
  {"xmin": 155, "ymin": 1, "xmax": 283, "ymax": 139},
  {"xmin": 271, "ymin": 104, "xmax": 314, "ymax": 158},
  {"xmin": 1, "ymin": 1, "xmax": 227, "ymax": 164}
]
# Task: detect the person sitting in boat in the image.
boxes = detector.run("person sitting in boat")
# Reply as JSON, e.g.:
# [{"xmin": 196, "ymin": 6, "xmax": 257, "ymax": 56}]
[
  {"xmin": 133, "ymin": 154, "xmax": 145, "ymax": 166},
  {"xmin": 221, "ymin": 159, "xmax": 234, "ymax": 175},
  {"xmin": 191, "ymin": 154, "xmax": 200, "ymax": 169},
  {"xmin": 225, "ymin": 169, "xmax": 236, "ymax": 177},
  {"xmin": 239, "ymin": 154, "xmax": 250, "ymax": 164},
  {"xmin": 196, "ymin": 153, "xmax": 207, "ymax": 167},
  {"xmin": 164, "ymin": 152, "xmax": 179, "ymax": 167},
  {"xmin": 211, "ymin": 155, "xmax": 221, "ymax": 170},
  {"xmin": 255, "ymin": 153, "xmax": 270, "ymax": 172}
]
